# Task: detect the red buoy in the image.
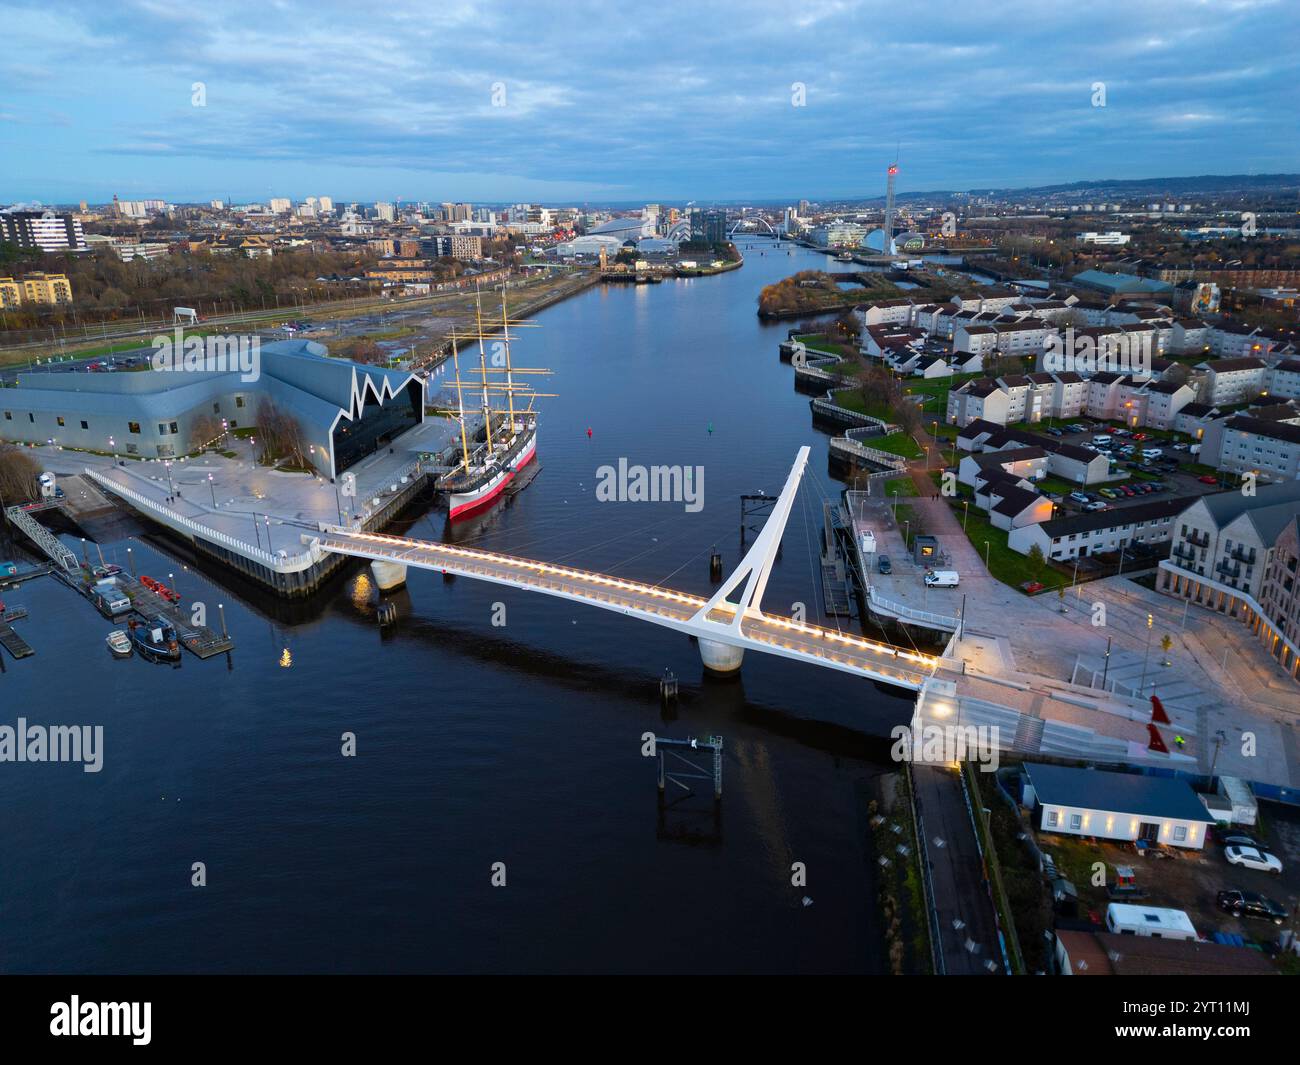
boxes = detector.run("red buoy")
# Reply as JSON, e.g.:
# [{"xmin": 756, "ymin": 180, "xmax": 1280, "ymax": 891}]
[{"xmin": 586, "ymin": 427, "xmax": 593, "ymax": 438}]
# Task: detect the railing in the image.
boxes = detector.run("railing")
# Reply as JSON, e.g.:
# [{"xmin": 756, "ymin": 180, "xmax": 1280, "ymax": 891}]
[
  {"xmin": 830, "ymin": 429, "xmax": 909, "ymax": 473},
  {"xmin": 3, "ymin": 505, "xmax": 78, "ymax": 571},
  {"xmin": 867, "ymin": 586, "xmax": 960, "ymax": 630},
  {"xmin": 83, "ymin": 468, "xmax": 320, "ymax": 572}
]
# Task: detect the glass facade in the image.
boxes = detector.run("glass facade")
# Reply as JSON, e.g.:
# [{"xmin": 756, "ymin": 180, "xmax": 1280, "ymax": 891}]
[{"xmin": 332, "ymin": 381, "xmax": 421, "ymax": 474}]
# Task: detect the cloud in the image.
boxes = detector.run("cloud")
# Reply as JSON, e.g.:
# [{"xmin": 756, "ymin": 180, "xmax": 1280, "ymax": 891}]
[{"xmin": 0, "ymin": 0, "xmax": 1297, "ymax": 200}]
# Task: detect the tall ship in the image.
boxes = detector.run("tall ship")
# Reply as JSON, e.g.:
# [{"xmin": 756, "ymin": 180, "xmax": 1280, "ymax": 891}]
[{"xmin": 437, "ymin": 288, "xmax": 550, "ymax": 520}]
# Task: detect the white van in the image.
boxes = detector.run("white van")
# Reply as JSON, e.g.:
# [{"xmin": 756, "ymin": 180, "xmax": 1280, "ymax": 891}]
[{"xmin": 924, "ymin": 570, "xmax": 960, "ymax": 588}]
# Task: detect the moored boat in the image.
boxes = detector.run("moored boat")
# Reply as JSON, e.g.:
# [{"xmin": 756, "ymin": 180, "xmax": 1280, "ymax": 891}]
[
  {"xmin": 436, "ymin": 286, "xmax": 550, "ymax": 522},
  {"xmin": 127, "ymin": 619, "xmax": 181, "ymax": 662},
  {"xmin": 106, "ymin": 629, "xmax": 133, "ymax": 658}
]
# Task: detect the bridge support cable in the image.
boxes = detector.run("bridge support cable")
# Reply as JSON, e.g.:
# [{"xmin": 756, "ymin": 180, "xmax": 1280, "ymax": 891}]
[{"xmin": 689, "ymin": 446, "xmax": 809, "ymax": 640}]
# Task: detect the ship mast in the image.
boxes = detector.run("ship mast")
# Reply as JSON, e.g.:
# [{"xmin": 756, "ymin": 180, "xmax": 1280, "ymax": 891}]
[
  {"xmin": 501, "ymin": 287, "xmax": 516, "ymax": 430},
  {"xmin": 450, "ymin": 336, "xmax": 472, "ymax": 474},
  {"xmin": 474, "ymin": 285, "xmax": 494, "ymax": 453}
]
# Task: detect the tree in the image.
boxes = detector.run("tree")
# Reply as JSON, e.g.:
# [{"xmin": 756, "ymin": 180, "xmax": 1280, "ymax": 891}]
[
  {"xmin": 1027, "ymin": 543, "xmax": 1046, "ymax": 577},
  {"xmin": 0, "ymin": 445, "xmax": 41, "ymax": 504},
  {"xmin": 339, "ymin": 337, "xmax": 385, "ymax": 365},
  {"xmin": 256, "ymin": 397, "xmax": 308, "ymax": 469},
  {"xmin": 188, "ymin": 413, "xmax": 224, "ymax": 454}
]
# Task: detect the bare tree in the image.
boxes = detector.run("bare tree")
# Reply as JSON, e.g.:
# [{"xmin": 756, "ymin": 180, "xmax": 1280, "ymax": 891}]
[
  {"xmin": 188, "ymin": 413, "xmax": 224, "ymax": 454},
  {"xmin": 0, "ymin": 445, "xmax": 42, "ymax": 504},
  {"xmin": 256, "ymin": 397, "xmax": 308, "ymax": 469}
]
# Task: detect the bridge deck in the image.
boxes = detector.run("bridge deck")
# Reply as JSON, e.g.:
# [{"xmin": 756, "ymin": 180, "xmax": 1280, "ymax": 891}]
[{"xmin": 315, "ymin": 530, "xmax": 936, "ymax": 689}]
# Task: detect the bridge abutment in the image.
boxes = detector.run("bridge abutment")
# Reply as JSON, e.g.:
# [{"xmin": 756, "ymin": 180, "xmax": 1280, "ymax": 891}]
[
  {"xmin": 698, "ymin": 637, "xmax": 744, "ymax": 674},
  {"xmin": 369, "ymin": 559, "xmax": 408, "ymax": 592}
]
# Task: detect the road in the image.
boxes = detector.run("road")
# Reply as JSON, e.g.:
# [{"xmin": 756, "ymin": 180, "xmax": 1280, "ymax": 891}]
[{"xmin": 912, "ymin": 763, "xmax": 1007, "ymax": 974}]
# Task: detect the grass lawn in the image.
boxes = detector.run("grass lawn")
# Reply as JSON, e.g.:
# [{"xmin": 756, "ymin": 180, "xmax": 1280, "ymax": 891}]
[
  {"xmin": 793, "ymin": 332, "xmax": 857, "ymax": 359},
  {"xmin": 830, "ymin": 387, "xmax": 892, "ymax": 421},
  {"xmin": 884, "ymin": 476, "xmax": 918, "ymax": 498},
  {"xmin": 1035, "ymin": 475, "xmax": 1082, "ymax": 496},
  {"xmin": 944, "ymin": 500, "xmax": 1067, "ymax": 589},
  {"xmin": 869, "ymin": 432, "xmax": 923, "ymax": 460}
]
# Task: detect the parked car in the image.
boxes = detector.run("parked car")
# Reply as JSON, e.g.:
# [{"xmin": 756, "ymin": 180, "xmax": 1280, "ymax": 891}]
[
  {"xmin": 877, "ymin": 554, "xmax": 891, "ymax": 575},
  {"xmin": 1199, "ymin": 475, "xmax": 1220, "ymax": 485},
  {"xmin": 1099, "ymin": 488, "xmax": 1118, "ymax": 499},
  {"xmin": 1217, "ymin": 889, "xmax": 1288, "ymax": 925},
  {"xmin": 1020, "ymin": 580, "xmax": 1045, "ymax": 595},
  {"xmin": 1069, "ymin": 491, "xmax": 1091, "ymax": 505},
  {"xmin": 1217, "ymin": 832, "xmax": 1263, "ymax": 849},
  {"xmin": 1084, "ymin": 501, "xmax": 1109, "ymax": 512},
  {"xmin": 1044, "ymin": 427, "xmax": 1063, "ymax": 437},
  {"xmin": 1144, "ymin": 448, "xmax": 1163, "ymax": 459},
  {"xmin": 1224, "ymin": 846, "xmax": 1283, "ymax": 874},
  {"xmin": 1132, "ymin": 432, "xmax": 1148, "ymax": 441},
  {"xmin": 1172, "ymin": 443, "xmax": 1189, "ymax": 451}
]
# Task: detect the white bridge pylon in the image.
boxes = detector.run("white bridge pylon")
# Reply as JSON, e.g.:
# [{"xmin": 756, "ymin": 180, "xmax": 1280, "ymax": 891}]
[
  {"xmin": 308, "ymin": 447, "xmax": 937, "ymax": 689},
  {"xmin": 687, "ymin": 445, "xmax": 808, "ymax": 672}
]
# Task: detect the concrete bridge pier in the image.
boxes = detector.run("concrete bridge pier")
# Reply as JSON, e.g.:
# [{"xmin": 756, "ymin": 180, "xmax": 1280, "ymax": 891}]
[
  {"xmin": 369, "ymin": 559, "xmax": 408, "ymax": 592},
  {"xmin": 698, "ymin": 637, "xmax": 744, "ymax": 674}
]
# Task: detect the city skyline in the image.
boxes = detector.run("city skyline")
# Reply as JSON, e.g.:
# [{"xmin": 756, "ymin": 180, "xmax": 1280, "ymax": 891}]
[{"xmin": 2, "ymin": 0, "xmax": 1298, "ymax": 203}]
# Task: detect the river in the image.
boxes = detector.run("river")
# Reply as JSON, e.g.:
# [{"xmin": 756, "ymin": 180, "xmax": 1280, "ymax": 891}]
[{"xmin": 0, "ymin": 238, "xmax": 916, "ymax": 974}]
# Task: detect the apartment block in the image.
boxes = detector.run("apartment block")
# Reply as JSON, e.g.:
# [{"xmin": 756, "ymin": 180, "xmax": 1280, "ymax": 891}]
[
  {"xmin": 1202, "ymin": 416, "xmax": 1300, "ymax": 481},
  {"xmin": 1198, "ymin": 357, "xmax": 1268, "ymax": 406},
  {"xmin": 1158, "ymin": 481, "xmax": 1300, "ymax": 681}
]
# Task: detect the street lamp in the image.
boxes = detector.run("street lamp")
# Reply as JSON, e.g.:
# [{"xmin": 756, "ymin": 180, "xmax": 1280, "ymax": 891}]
[
  {"xmin": 207, "ymin": 473, "xmax": 216, "ymax": 507},
  {"xmin": 1138, "ymin": 612, "xmax": 1155, "ymax": 692},
  {"xmin": 962, "ymin": 499, "xmax": 970, "ymax": 531},
  {"xmin": 983, "ymin": 541, "xmax": 991, "ymax": 569}
]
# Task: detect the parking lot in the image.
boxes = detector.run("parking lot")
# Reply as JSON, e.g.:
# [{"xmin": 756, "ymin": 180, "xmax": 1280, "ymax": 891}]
[
  {"xmin": 1028, "ymin": 419, "xmax": 1230, "ymax": 518},
  {"xmin": 1042, "ymin": 811, "xmax": 1300, "ymax": 944}
]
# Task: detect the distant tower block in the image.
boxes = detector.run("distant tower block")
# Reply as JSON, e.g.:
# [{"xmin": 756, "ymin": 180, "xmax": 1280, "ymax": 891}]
[{"xmin": 884, "ymin": 164, "xmax": 898, "ymax": 256}]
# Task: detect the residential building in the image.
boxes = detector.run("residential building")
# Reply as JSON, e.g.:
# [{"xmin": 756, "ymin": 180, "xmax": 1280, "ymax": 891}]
[
  {"xmin": 1208, "ymin": 323, "xmax": 1272, "ymax": 359},
  {"xmin": 17, "ymin": 272, "xmax": 73, "ymax": 304},
  {"xmin": 1158, "ymin": 481, "xmax": 1300, "ymax": 681},
  {"xmin": 1266, "ymin": 359, "xmax": 1300, "ymax": 401},
  {"xmin": 958, "ymin": 419, "xmax": 1111, "ymax": 485},
  {"xmin": 958, "ymin": 445, "xmax": 1049, "ymax": 488},
  {"xmin": 1202, "ymin": 416, "xmax": 1300, "ymax": 481},
  {"xmin": 853, "ymin": 299, "xmax": 914, "ymax": 328},
  {"xmin": 972, "ymin": 469, "xmax": 1054, "ymax": 531},
  {"xmin": 1008, "ymin": 496, "xmax": 1186, "ymax": 560},
  {"xmin": 1198, "ymin": 357, "xmax": 1268, "ymax": 406},
  {"xmin": 1258, "ymin": 516, "xmax": 1300, "ymax": 680},
  {"xmin": 0, "ymin": 209, "xmax": 86, "ymax": 252}
]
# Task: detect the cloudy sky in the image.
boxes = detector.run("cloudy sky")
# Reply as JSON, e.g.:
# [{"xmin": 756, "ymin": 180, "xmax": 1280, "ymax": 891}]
[{"xmin": 2, "ymin": 0, "xmax": 1297, "ymax": 205}]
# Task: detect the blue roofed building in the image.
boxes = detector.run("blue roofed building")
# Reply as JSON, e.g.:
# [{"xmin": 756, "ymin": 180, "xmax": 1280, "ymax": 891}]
[
  {"xmin": 0, "ymin": 339, "xmax": 424, "ymax": 480},
  {"xmin": 1022, "ymin": 763, "xmax": 1215, "ymax": 850},
  {"xmin": 1069, "ymin": 270, "xmax": 1174, "ymax": 297}
]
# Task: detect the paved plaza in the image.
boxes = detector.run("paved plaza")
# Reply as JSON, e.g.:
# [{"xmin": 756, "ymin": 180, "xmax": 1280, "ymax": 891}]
[{"xmin": 34, "ymin": 417, "xmax": 464, "ymax": 558}]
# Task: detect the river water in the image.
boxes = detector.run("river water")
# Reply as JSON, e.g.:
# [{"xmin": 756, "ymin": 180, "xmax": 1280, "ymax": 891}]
[{"xmin": 0, "ymin": 238, "xmax": 917, "ymax": 974}]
